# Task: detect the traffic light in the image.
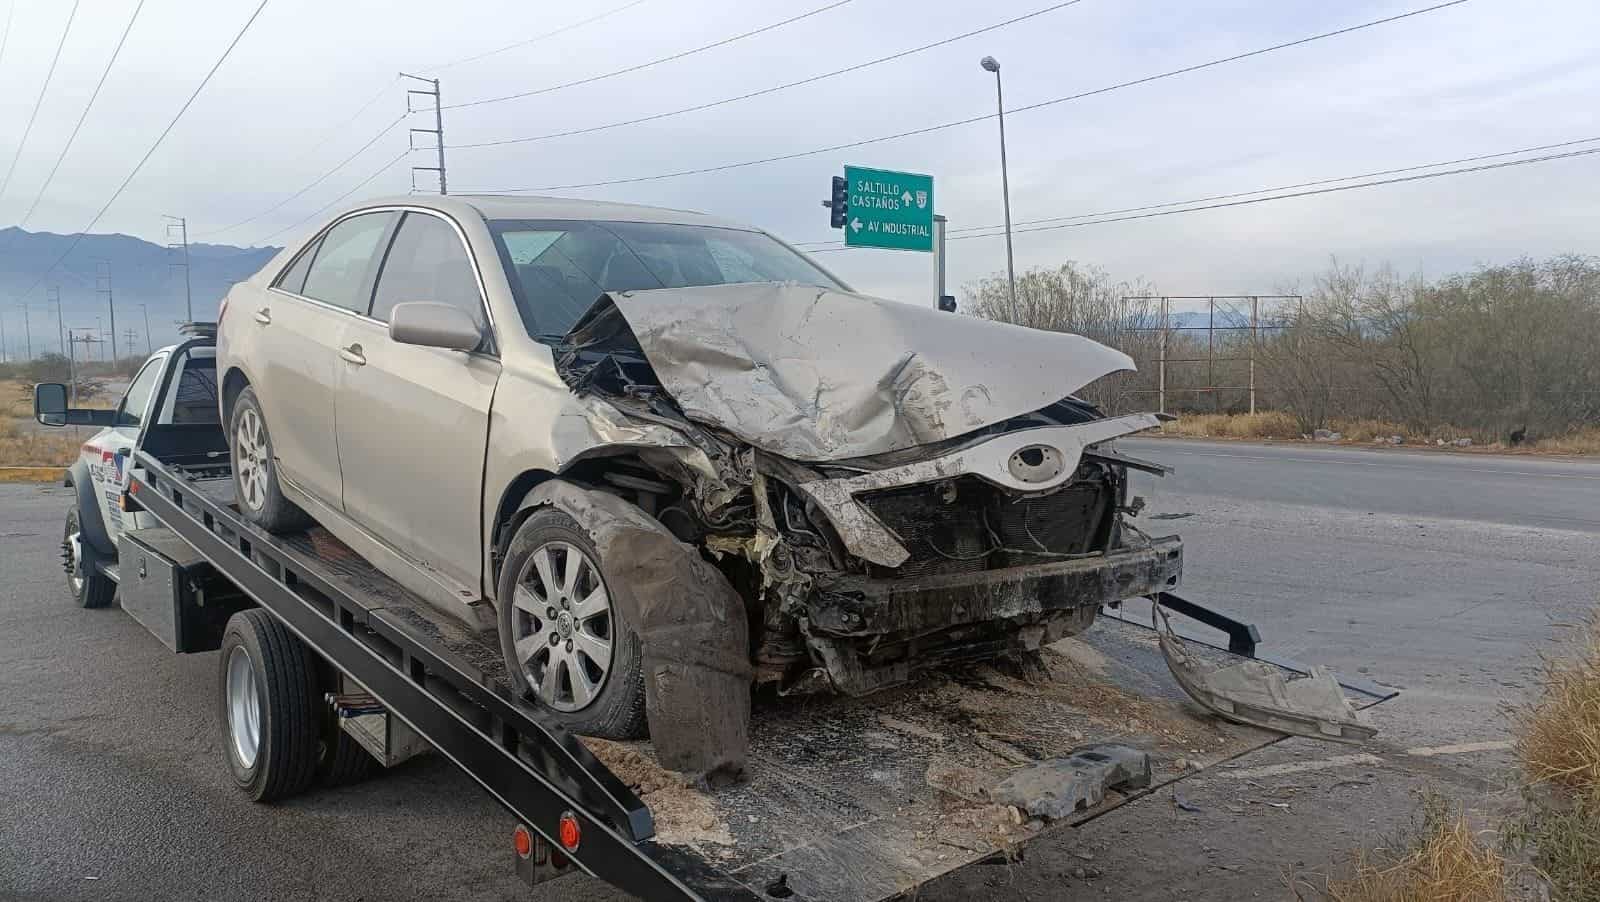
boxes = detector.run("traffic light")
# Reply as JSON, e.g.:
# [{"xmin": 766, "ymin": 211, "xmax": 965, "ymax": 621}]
[{"xmin": 828, "ymin": 176, "xmax": 848, "ymax": 229}]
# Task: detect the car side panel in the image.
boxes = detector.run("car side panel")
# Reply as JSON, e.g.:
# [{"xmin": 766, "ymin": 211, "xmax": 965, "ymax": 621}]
[
  {"xmin": 236, "ymin": 285, "xmax": 346, "ymax": 507},
  {"xmin": 335, "ymin": 315, "xmax": 499, "ymax": 596}
]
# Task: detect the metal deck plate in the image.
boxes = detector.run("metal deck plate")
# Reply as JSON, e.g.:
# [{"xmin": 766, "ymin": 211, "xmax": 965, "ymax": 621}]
[{"xmin": 189, "ymin": 479, "xmax": 1389, "ymax": 902}]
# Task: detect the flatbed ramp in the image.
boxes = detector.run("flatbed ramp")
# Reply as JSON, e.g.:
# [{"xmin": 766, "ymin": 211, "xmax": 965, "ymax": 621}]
[{"xmin": 136, "ymin": 460, "xmax": 1387, "ymax": 902}]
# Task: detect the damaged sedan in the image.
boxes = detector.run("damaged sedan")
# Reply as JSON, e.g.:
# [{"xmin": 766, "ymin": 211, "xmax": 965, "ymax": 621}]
[{"xmin": 216, "ymin": 195, "xmax": 1180, "ymax": 771}]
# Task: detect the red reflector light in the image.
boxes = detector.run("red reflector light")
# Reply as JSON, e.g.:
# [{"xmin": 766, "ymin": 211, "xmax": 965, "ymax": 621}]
[
  {"xmin": 512, "ymin": 824, "xmax": 533, "ymax": 859},
  {"xmin": 558, "ymin": 812, "xmax": 581, "ymax": 852}
]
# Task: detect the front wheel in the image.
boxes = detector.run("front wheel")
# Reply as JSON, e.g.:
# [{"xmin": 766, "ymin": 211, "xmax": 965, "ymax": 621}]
[
  {"xmin": 62, "ymin": 505, "xmax": 116, "ymax": 609},
  {"xmin": 497, "ymin": 509, "xmax": 646, "ymax": 739}
]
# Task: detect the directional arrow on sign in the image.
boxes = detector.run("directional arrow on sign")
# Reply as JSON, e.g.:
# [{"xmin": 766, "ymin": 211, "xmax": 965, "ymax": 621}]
[
  {"xmin": 901, "ymin": 191, "xmax": 913, "ymax": 205},
  {"xmin": 850, "ymin": 217, "xmax": 863, "ymax": 232}
]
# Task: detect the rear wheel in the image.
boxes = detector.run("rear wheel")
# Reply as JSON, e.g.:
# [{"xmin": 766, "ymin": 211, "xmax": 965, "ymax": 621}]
[
  {"xmin": 62, "ymin": 505, "xmax": 115, "ymax": 609},
  {"xmin": 229, "ymin": 386, "xmax": 310, "ymax": 533},
  {"xmin": 219, "ymin": 610, "xmax": 320, "ymax": 802}
]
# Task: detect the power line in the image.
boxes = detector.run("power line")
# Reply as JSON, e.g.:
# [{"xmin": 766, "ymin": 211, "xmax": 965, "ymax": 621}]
[
  {"xmin": 6, "ymin": 0, "xmax": 272, "ymax": 305},
  {"xmin": 256, "ymin": 149, "xmax": 410, "ymax": 246},
  {"xmin": 8, "ymin": 0, "xmax": 146, "ymax": 231},
  {"xmin": 0, "ymin": 3, "xmax": 13, "ymax": 73},
  {"xmin": 449, "ymin": 0, "xmax": 1085, "ymax": 150},
  {"xmin": 201, "ymin": 113, "xmax": 405, "ymax": 239},
  {"xmin": 793, "ymin": 135, "xmax": 1600, "ymax": 247},
  {"xmin": 801, "ymin": 146, "xmax": 1600, "ymax": 253},
  {"xmin": 443, "ymin": 0, "xmax": 854, "ymax": 112},
  {"xmin": 0, "ymin": 1, "xmax": 81, "ymax": 208},
  {"xmin": 427, "ymin": 0, "xmax": 652, "ymax": 72},
  {"xmin": 465, "ymin": 0, "xmax": 1470, "ymax": 193}
]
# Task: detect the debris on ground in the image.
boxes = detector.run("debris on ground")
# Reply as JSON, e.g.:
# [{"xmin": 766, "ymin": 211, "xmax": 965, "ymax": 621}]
[
  {"xmin": 583, "ymin": 738, "xmax": 734, "ymax": 848},
  {"xmin": 1157, "ymin": 614, "xmax": 1376, "ymax": 743},
  {"xmin": 989, "ymin": 745, "xmax": 1152, "ymax": 820}
]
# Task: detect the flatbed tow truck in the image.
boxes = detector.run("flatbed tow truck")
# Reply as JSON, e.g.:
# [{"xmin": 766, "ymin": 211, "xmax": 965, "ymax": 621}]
[{"xmin": 39, "ymin": 329, "xmax": 1393, "ymax": 901}]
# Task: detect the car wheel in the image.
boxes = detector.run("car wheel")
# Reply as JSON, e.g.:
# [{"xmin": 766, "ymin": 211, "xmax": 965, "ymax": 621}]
[
  {"xmin": 62, "ymin": 505, "xmax": 115, "ymax": 609},
  {"xmin": 229, "ymin": 386, "xmax": 310, "ymax": 533},
  {"xmin": 219, "ymin": 610, "xmax": 321, "ymax": 802},
  {"xmin": 497, "ymin": 509, "xmax": 646, "ymax": 739}
]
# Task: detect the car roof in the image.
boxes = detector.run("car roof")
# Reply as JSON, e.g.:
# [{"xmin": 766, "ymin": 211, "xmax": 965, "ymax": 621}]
[{"xmin": 347, "ymin": 194, "xmax": 758, "ymax": 231}]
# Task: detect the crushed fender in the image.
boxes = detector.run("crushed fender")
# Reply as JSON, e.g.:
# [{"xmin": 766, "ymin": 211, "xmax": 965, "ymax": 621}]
[
  {"xmin": 989, "ymin": 744, "xmax": 1153, "ymax": 820},
  {"xmin": 524, "ymin": 481, "xmax": 751, "ymax": 779},
  {"xmin": 1158, "ymin": 615, "xmax": 1376, "ymax": 743}
]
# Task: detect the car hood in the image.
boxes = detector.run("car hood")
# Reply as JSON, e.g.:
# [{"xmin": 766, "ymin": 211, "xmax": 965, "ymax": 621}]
[{"xmin": 558, "ymin": 282, "xmax": 1135, "ymax": 462}]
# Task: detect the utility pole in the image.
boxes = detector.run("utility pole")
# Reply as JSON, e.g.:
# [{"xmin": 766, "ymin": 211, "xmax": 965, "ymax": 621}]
[
  {"xmin": 96, "ymin": 260, "xmax": 117, "ymax": 369},
  {"xmin": 18, "ymin": 303, "xmax": 31, "ymax": 360},
  {"xmin": 124, "ymin": 328, "xmax": 138, "ymax": 354},
  {"xmin": 164, "ymin": 215, "xmax": 193, "ymax": 322},
  {"xmin": 140, "ymin": 303, "xmax": 152, "ymax": 355},
  {"xmin": 1, "ymin": 307, "xmax": 8, "ymax": 363},
  {"xmin": 401, "ymin": 72, "xmax": 446, "ymax": 194},
  {"xmin": 49, "ymin": 286, "xmax": 64, "ymax": 356}
]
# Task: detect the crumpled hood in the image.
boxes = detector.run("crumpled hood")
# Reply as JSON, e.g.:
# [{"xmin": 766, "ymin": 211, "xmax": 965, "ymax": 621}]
[{"xmin": 562, "ymin": 282, "xmax": 1134, "ymax": 462}]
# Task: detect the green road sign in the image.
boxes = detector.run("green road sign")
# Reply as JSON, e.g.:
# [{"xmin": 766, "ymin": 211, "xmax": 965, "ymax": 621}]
[{"xmin": 842, "ymin": 165, "xmax": 934, "ymax": 252}]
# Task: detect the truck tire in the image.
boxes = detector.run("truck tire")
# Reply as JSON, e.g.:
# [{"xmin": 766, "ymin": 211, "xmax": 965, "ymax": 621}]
[
  {"xmin": 219, "ymin": 610, "xmax": 320, "ymax": 802},
  {"xmin": 497, "ymin": 509, "xmax": 647, "ymax": 739},
  {"xmin": 317, "ymin": 725, "xmax": 378, "ymax": 786},
  {"xmin": 63, "ymin": 506, "xmax": 116, "ymax": 609},
  {"xmin": 228, "ymin": 386, "xmax": 311, "ymax": 534}
]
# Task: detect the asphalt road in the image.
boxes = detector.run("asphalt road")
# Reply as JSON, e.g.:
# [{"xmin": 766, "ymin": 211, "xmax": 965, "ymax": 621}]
[{"xmin": 3, "ymin": 439, "xmax": 1596, "ymax": 901}]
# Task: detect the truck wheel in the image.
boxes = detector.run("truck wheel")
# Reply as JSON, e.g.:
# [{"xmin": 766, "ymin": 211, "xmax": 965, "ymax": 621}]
[
  {"xmin": 62, "ymin": 506, "xmax": 116, "ymax": 609},
  {"xmin": 229, "ymin": 386, "xmax": 310, "ymax": 533},
  {"xmin": 497, "ymin": 509, "xmax": 646, "ymax": 739},
  {"xmin": 219, "ymin": 610, "xmax": 320, "ymax": 802},
  {"xmin": 316, "ymin": 724, "xmax": 378, "ymax": 786}
]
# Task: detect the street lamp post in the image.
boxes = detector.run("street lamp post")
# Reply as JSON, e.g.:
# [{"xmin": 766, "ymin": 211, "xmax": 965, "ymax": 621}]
[{"xmin": 980, "ymin": 55, "xmax": 1019, "ymax": 325}]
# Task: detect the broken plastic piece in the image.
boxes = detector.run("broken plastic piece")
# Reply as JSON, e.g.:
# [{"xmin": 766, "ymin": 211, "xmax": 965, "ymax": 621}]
[
  {"xmin": 1157, "ymin": 613, "xmax": 1376, "ymax": 743},
  {"xmin": 989, "ymin": 744, "xmax": 1152, "ymax": 820}
]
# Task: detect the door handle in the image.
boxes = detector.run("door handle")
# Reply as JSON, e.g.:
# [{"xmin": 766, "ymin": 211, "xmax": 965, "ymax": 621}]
[
  {"xmin": 339, "ymin": 344, "xmax": 366, "ymax": 366},
  {"xmin": 254, "ymin": 308, "xmax": 271, "ymax": 325}
]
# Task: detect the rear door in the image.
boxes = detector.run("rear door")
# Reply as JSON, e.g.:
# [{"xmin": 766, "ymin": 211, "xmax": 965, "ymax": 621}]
[
  {"xmin": 256, "ymin": 211, "xmax": 397, "ymax": 506},
  {"xmin": 334, "ymin": 209, "xmax": 498, "ymax": 595}
]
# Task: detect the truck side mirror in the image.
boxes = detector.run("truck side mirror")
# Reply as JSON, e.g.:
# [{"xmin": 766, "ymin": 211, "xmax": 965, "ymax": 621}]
[
  {"xmin": 34, "ymin": 382, "xmax": 116, "ymax": 427},
  {"xmin": 34, "ymin": 383, "xmax": 68, "ymax": 426},
  {"xmin": 938, "ymin": 295, "xmax": 957, "ymax": 313}
]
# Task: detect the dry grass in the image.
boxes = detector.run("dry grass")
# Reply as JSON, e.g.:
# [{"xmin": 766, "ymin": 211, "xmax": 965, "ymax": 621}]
[
  {"xmin": 0, "ymin": 417, "xmax": 80, "ymax": 468},
  {"xmin": 1515, "ymin": 610, "xmax": 1600, "ymax": 800},
  {"xmin": 1315, "ymin": 797, "xmax": 1508, "ymax": 902},
  {"xmin": 1158, "ymin": 411, "xmax": 1600, "ymax": 455}
]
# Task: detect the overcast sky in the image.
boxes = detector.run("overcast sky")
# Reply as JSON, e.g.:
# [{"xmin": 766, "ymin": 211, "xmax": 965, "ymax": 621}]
[{"xmin": 0, "ymin": 0, "xmax": 1596, "ymax": 313}]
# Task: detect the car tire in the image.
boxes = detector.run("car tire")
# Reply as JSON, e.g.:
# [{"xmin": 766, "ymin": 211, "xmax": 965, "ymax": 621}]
[
  {"xmin": 219, "ymin": 609, "xmax": 321, "ymax": 802},
  {"xmin": 497, "ymin": 508, "xmax": 647, "ymax": 739},
  {"xmin": 229, "ymin": 386, "xmax": 311, "ymax": 533},
  {"xmin": 63, "ymin": 504, "xmax": 116, "ymax": 609}
]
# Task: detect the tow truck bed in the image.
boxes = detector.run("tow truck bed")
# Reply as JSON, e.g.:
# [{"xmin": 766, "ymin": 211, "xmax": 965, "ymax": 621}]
[{"xmin": 130, "ymin": 451, "xmax": 1390, "ymax": 901}]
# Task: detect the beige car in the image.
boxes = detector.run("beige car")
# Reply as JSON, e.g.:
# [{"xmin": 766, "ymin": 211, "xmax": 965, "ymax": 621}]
[{"xmin": 216, "ymin": 195, "xmax": 1181, "ymax": 757}]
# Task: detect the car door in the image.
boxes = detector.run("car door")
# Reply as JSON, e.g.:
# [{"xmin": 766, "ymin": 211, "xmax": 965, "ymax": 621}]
[
  {"xmin": 255, "ymin": 211, "xmax": 397, "ymax": 507},
  {"xmin": 83, "ymin": 352, "xmax": 167, "ymax": 543},
  {"xmin": 334, "ymin": 209, "xmax": 498, "ymax": 596}
]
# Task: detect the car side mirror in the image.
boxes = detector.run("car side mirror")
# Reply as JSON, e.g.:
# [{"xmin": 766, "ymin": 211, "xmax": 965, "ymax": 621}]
[
  {"xmin": 34, "ymin": 383, "xmax": 68, "ymax": 426},
  {"xmin": 938, "ymin": 295, "xmax": 957, "ymax": 313},
  {"xmin": 33, "ymin": 382, "xmax": 115, "ymax": 427},
  {"xmin": 389, "ymin": 302, "xmax": 484, "ymax": 352}
]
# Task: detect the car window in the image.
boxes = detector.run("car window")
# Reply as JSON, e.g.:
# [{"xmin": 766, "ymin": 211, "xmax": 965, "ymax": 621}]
[
  {"xmin": 170, "ymin": 359, "xmax": 220, "ymax": 425},
  {"xmin": 274, "ymin": 237, "xmax": 321, "ymax": 295},
  {"xmin": 115, "ymin": 356, "xmax": 166, "ymax": 428},
  {"xmin": 491, "ymin": 219, "xmax": 845, "ymax": 338},
  {"xmin": 301, "ymin": 212, "xmax": 395, "ymax": 312},
  {"xmin": 371, "ymin": 212, "xmax": 484, "ymax": 325}
]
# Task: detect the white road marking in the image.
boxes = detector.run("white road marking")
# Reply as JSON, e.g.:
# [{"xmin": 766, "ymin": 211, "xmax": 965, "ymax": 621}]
[
  {"xmin": 1404, "ymin": 740, "xmax": 1514, "ymax": 757},
  {"xmin": 1143, "ymin": 446, "xmax": 1600, "ymax": 480},
  {"xmin": 1221, "ymin": 753, "xmax": 1381, "ymax": 779}
]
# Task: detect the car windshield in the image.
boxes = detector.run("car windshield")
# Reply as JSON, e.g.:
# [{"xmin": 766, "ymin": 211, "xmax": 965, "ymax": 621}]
[{"xmin": 490, "ymin": 219, "xmax": 846, "ymax": 339}]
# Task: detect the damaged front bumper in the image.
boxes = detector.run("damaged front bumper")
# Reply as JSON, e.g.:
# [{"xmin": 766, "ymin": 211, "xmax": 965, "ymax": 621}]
[{"xmin": 802, "ymin": 537, "xmax": 1184, "ymax": 695}]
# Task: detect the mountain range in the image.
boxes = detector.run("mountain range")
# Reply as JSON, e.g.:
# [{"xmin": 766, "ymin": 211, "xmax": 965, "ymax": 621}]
[{"xmin": 0, "ymin": 227, "xmax": 280, "ymax": 361}]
